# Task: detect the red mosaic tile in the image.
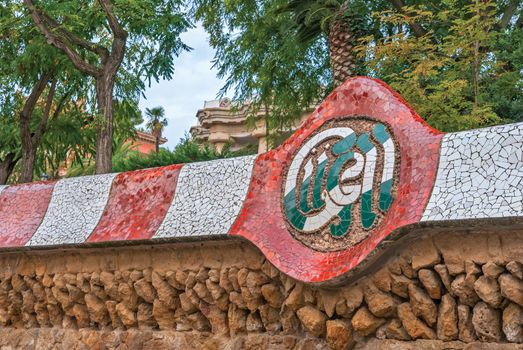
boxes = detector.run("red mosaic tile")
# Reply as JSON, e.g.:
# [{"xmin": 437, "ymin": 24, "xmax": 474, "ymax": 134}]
[
  {"xmin": 87, "ymin": 164, "xmax": 182, "ymax": 242},
  {"xmin": 0, "ymin": 181, "xmax": 56, "ymax": 246},
  {"xmin": 229, "ymin": 77, "xmax": 443, "ymax": 283}
]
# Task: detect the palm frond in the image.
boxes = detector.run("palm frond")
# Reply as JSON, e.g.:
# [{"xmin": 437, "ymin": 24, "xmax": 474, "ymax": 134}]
[{"xmin": 278, "ymin": 0, "xmax": 346, "ymax": 43}]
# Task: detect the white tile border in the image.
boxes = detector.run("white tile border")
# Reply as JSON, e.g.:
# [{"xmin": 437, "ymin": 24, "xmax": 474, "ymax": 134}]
[
  {"xmin": 26, "ymin": 173, "xmax": 118, "ymax": 246},
  {"xmin": 154, "ymin": 156, "xmax": 257, "ymax": 238},
  {"xmin": 422, "ymin": 123, "xmax": 523, "ymax": 221}
]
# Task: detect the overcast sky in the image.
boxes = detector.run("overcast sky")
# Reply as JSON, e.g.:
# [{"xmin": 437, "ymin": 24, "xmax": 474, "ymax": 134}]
[{"xmin": 138, "ymin": 25, "xmax": 224, "ymax": 149}]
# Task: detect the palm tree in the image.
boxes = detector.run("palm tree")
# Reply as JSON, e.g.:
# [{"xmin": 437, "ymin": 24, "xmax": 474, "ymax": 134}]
[
  {"xmin": 282, "ymin": 0, "xmax": 360, "ymax": 87},
  {"xmin": 145, "ymin": 106, "xmax": 168, "ymax": 154},
  {"xmin": 283, "ymin": 0, "xmax": 432, "ymax": 87}
]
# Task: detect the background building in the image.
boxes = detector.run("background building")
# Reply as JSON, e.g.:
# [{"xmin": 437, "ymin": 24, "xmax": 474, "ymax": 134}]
[
  {"xmin": 190, "ymin": 98, "xmax": 309, "ymax": 153},
  {"xmin": 126, "ymin": 130, "xmax": 167, "ymax": 154}
]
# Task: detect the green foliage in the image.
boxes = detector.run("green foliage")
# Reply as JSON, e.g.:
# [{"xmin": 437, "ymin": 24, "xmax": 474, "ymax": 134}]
[
  {"xmin": 0, "ymin": 0, "xmax": 89, "ymax": 182},
  {"xmin": 483, "ymin": 27, "xmax": 523, "ymax": 122},
  {"xmin": 111, "ymin": 135, "xmax": 258, "ymax": 173},
  {"xmin": 194, "ymin": 0, "xmax": 387, "ymax": 141},
  {"xmin": 145, "ymin": 106, "xmax": 168, "ymax": 136},
  {"xmin": 196, "ymin": 0, "xmax": 522, "ymax": 133},
  {"xmin": 0, "ymin": 77, "xmax": 21, "ymax": 159},
  {"xmin": 67, "ymin": 134, "xmax": 257, "ymax": 175},
  {"xmin": 357, "ymin": 1, "xmax": 522, "ymax": 131},
  {"xmin": 35, "ymin": 99, "xmax": 142, "ymax": 180},
  {"xmin": 111, "ymin": 138, "xmax": 219, "ymax": 172},
  {"xmin": 23, "ymin": 0, "xmax": 193, "ymax": 101},
  {"xmin": 194, "ymin": 0, "xmax": 331, "ymax": 134},
  {"xmin": 37, "ymin": 107, "xmax": 90, "ymax": 179}
]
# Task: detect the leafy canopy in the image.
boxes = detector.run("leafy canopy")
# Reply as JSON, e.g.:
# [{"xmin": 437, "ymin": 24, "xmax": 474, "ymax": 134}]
[
  {"xmin": 0, "ymin": 0, "xmax": 192, "ymax": 181},
  {"xmin": 196, "ymin": 0, "xmax": 523, "ymax": 133},
  {"xmin": 194, "ymin": 0, "xmax": 331, "ymax": 145},
  {"xmin": 358, "ymin": 1, "xmax": 523, "ymax": 131}
]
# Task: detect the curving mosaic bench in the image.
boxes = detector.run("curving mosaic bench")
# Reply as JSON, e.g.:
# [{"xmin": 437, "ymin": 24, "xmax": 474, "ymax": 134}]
[{"xmin": 1, "ymin": 77, "xmax": 522, "ymax": 285}]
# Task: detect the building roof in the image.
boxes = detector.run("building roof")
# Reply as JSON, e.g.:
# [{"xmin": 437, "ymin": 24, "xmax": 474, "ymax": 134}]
[{"xmin": 135, "ymin": 130, "xmax": 167, "ymax": 145}]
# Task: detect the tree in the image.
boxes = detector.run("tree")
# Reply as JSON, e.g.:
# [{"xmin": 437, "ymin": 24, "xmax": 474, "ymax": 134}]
[
  {"xmin": 1, "ymin": 0, "xmax": 85, "ymax": 183},
  {"xmin": 196, "ymin": 0, "xmax": 522, "ymax": 137},
  {"xmin": 193, "ymin": 0, "xmax": 392, "ymax": 148},
  {"xmin": 23, "ymin": 0, "xmax": 126, "ymax": 175},
  {"xmin": 23, "ymin": 0, "xmax": 192, "ymax": 174},
  {"xmin": 278, "ymin": 0, "xmax": 435, "ymax": 86},
  {"xmin": 0, "ymin": 76, "xmax": 21, "ymax": 184},
  {"xmin": 357, "ymin": 0, "xmax": 523, "ymax": 131},
  {"xmin": 145, "ymin": 107, "xmax": 168, "ymax": 154},
  {"xmin": 280, "ymin": 0, "xmax": 368, "ymax": 86},
  {"xmin": 194, "ymin": 0, "xmax": 331, "ymax": 148}
]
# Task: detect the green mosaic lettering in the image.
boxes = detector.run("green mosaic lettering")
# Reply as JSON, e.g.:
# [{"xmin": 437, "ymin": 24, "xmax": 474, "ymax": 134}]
[{"xmin": 330, "ymin": 204, "xmax": 353, "ymax": 237}]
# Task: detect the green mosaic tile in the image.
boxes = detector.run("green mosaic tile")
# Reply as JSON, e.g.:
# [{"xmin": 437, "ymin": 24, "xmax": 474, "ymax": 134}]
[
  {"xmin": 373, "ymin": 123, "xmax": 390, "ymax": 144},
  {"xmin": 299, "ymin": 177, "xmax": 312, "ymax": 213},
  {"xmin": 330, "ymin": 204, "xmax": 352, "ymax": 237},
  {"xmin": 284, "ymin": 190, "xmax": 306, "ymax": 230},
  {"xmin": 332, "ymin": 133, "xmax": 356, "ymax": 155},
  {"xmin": 361, "ymin": 190, "xmax": 376, "ymax": 229},
  {"xmin": 327, "ymin": 152, "xmax": 354, "ymax": 191},
  {"xmin": 312, "ymin": 160, "xmax": 327, "ymax": 209},
  {"xmin": 379, "ymin": 179, "xmax": 393, "ymax": 212},
  {"xmin": 356, "ymin": 133, "xmax": 373, "ymax": 153}
]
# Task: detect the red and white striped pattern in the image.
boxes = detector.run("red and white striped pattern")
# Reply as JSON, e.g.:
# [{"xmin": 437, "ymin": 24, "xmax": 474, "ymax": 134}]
[{"xmin": 0, "ymin": 156, "xmax": 256, "ymax": 248}]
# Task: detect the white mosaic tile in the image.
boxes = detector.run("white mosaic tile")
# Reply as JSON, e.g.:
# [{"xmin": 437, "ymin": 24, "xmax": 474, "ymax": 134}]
[
  {"xmin": 284, "ymin": 127, "xmax": 355, "ymax": 196},
  {"xmin": 422, "ymin": 123, "xmax": 523, "ymax": 221},
  {"xmin": 154, "ymin": 155, "xmax": 257, "ymax": 238},
  {"xmin": 27, "ymin": 173, "xmax": 117, "ymax": 246}
]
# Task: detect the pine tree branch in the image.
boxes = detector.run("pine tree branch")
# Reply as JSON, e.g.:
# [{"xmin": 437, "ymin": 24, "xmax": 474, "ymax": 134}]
[{"xmin": 23, "ymin": 0, "xmax": 99, "ymax": 77}]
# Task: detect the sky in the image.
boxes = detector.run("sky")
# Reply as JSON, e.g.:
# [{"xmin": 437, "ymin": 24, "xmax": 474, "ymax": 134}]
[{"xmin": 138, "ymin": 25, "xmax": 224, "ymax": 149}]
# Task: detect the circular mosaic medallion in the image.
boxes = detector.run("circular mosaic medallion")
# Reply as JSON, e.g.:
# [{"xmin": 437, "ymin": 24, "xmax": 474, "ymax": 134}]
[{"xmin": 281, "ymin": 117, "xmax": 400, "ymax": 251}]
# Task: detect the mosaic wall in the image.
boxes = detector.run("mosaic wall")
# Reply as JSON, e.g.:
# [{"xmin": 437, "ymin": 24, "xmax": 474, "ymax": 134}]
[
  {"xmin": 1, "ymin": 77, "xmax": 522, "ymax": 285},
  {"xmin": 282, "ymin": 118, "xmax": 399, "ymax": 251},
  {"xmin": 422, "ymin": 123, "xmax": 523, "ymax": 221},
  {"xmin": 154, "ymin": 156, "xmax": 257, "ymax": 238}
]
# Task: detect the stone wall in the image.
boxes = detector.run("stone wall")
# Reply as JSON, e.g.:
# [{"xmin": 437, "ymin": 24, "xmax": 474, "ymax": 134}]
[{"xmin": 0, "ymin": 229, "xmax": 521, "ymax": 349}]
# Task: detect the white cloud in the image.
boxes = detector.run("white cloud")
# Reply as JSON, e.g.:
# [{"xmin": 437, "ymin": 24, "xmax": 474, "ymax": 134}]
[{"xmin": 138, "ymin": 24, "xmax": 225, "ymax": 149}]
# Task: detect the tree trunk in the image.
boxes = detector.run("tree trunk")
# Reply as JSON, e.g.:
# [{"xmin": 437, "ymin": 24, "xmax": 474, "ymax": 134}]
[
  {"xmin": 328, "ymin": 3, "xmax": 357, "ymax": 87},
  {"xmin": 94, "ymin": 73, "xmax": 116, "ymax": 174},
  {"xmin": 19, "ymin": 73, "xmax": 54, "ymax": 183},
  {"xmin": 152, "ymin": 126, "xmax": 162, "ymax": 154},
  {"xmin": 19, "ymin": 147, "xmax": 37, "ymax": 183},
  {"xmin": 328, "ymin": 19, "xmax": 357, "ymax": 87},
  {"xmin": 0, "ymin": 153, "xmax": 18, "ymax": 185}
]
